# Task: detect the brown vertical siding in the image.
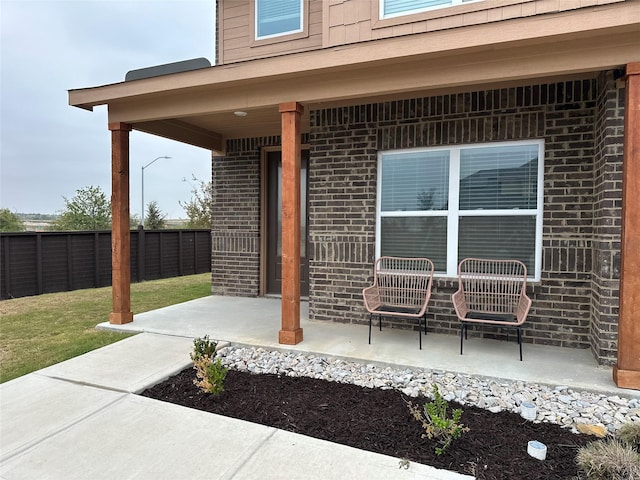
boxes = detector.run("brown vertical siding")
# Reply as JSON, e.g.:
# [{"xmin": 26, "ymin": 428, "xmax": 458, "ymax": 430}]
[
  {"xmin": 219, "ymin": 0, "xmax": 323, "ymax": 65},
  {"xmin": 330, "ymin": 0, "xmax": 625, "ymax": 48},
  {"xmin": 218, "ymin": 0, "xmax": 627, "ymax": 65}
]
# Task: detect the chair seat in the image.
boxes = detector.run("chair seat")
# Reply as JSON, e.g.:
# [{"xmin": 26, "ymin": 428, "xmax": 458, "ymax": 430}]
[
  {"xmin": 465, "ymin": 312, "xmax": 517, "ymax": 323},
  {"xmin": 374, "ymin": 305, "xmax": 421, "ymax": 315}
]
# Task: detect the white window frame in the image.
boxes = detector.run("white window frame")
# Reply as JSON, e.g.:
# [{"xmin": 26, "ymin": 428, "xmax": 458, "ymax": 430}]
[
  {"xmin": 255, "ymin": 0, "xmax": 304, "ymax": 41},
  {"xmin": 379, "ymin": 0, "xmax": 482, "ymax": 20},
  {"xmin": 376, "ymin": 140, "xmax": 545, "ymax": 281}
]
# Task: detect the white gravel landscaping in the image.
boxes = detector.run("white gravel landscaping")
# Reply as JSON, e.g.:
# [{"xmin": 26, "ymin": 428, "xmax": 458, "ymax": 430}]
[{"xmin": 218, "ymin": 345, "xmax": 640, "ymax": 434}]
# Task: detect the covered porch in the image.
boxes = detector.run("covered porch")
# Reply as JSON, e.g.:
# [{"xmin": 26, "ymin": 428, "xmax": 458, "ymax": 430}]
[
  {"xmin": 97, "ymin": 295, "xmax": 632, "ymax": 396},
  {"xmin": 69, "ymin": 9, "xmax": 640, "ymax": 389}
]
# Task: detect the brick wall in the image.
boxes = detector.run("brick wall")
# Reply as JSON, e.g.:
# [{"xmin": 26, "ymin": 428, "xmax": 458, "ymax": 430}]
[
  {"xmin": 591, "ymin": 71, "xmax": 625, "ymax": 364},
  {"xmin": 211, "ymin": 135, "xmax": 310, "ymax": 296},
  {"xmin": 211, "ymin": 137, "xmax": 278, "ymax": 296},
  {"xmin": 214, "ymin": 73, "xmax": 623, "ymax": 365},
  {"xmin": 308, "ymin": 108, "xmax": 378, "ymax": 322},
  {"xmin": 308, "ymin": 77, "xmax": 621, "ymax": 364}
]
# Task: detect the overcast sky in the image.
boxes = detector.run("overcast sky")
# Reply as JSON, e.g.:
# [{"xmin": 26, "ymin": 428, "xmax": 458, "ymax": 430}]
[{"xmin": 1, "ymin": 0, "xmax": 215, "ymax": 219}]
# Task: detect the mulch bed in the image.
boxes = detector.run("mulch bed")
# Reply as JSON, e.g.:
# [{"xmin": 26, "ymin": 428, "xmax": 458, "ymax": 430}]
[{"xmin": 141, "ymin": 368, "xmax": 593, "ymax": 479}]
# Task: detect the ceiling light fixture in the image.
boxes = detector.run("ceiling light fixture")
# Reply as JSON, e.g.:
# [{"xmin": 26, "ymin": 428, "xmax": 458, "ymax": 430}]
[{"xmin": 233, "ymin": 111, "xmax": 248, "ymax": 117}]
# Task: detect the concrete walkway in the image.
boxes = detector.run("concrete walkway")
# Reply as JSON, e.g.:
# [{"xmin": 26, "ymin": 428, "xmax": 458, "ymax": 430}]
[
  {"xmin": 1, "ymin": 332, "xmax": 470, "ymax": 480},
  {"xmin": 2, "ymin": 295, "xmax": 638, "ymax": 479}
]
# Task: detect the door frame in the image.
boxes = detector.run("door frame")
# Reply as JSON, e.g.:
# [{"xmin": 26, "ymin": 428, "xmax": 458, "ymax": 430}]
[{"xmin": 260, "ymin": 145, "xmax": 310, "ymax": 296}]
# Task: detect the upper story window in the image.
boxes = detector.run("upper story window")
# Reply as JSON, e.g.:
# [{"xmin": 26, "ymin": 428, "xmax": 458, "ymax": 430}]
[
  {"xmin": 255, "ymin": 0, "xmax": 304, "ymax": 40},
  {"xmin": 380, "ymin": 0, "xmax": 481, "ymax": 19},
  {"xmin": 377, "ymin": 140, "xmax": 544, "ymax": 280}
]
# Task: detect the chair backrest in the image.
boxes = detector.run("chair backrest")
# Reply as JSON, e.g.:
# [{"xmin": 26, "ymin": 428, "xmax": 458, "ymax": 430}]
[
  {"xmin": 374, "ymin": 256, "xmax": 434, "ymax": 309},
  {"xmin": 457, "ymin": 258, "xmax": 527, "ymax": 314}
]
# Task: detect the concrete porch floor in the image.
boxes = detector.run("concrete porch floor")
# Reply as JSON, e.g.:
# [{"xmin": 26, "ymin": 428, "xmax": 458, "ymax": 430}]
[{"xmin": 100, "ymin": 295, "xmax": 639, "ymax": 397}]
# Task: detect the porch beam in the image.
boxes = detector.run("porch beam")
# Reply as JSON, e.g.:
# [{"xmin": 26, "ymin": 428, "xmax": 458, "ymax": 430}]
[
  {"xmin": 278, "ymin": 102, "xmax": 304, "ymax": 345},
  {"xmin": 614, "ymin": 62, "xmax": 640, "ymax": 390},
  {"xmin": 108, "ymin": 122, "xmax": 134, "ymax": 325},
  {"xmin": 135, "ymin": 119, "xmax": 225, "ymax": 154}
]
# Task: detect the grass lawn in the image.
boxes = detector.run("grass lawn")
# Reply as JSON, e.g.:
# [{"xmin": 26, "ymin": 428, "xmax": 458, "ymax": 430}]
[{"xmin": 0, "ymin": 273, "xmax": 211, "ymax": 383}]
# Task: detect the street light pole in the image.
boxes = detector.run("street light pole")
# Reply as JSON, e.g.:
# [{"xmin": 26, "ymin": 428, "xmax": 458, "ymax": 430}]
[{"xmin": 141, "ymin": 156, "xmax": 171, "ymax": 227}]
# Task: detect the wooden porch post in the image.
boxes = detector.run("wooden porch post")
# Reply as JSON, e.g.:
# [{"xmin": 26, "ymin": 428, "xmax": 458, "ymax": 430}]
[
  {"xmin": 614, "ymin": 62, "xmax": 640, "ymax": 389},
  {"xmin": 108, "ymin": 122, "xmax": 133, "ymax": 325},
  {"xmin": 278, "ymin": 102, "xmax": 304, "ymax": 345}
]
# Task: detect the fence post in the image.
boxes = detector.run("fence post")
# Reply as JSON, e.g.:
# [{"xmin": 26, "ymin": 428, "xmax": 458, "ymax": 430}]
[
  {"xmin": 67, "ymin": 234, "xmax": 74, "ymax": 291},
  {"xmin": 193, "ymin": 231, "xmax": 198, "ymax": 274},
  {"xmin": 36, "ymin": 233, "xmax": 43, "ymax": 295},
  {"xmin": 94, "ymin": 233, "xmax": 100, "ymax": 287},
  {"xmin": 2, "ymin": 236, "xmax": 11, "ymax": 298},
  {"xmin": 178, "ymin": 231, "xmax": 184, "ymax": 276},
  {"xmin": 159, "ymin": 232, "xmax": 164, "ymax": 278},
  {"xmin": 137, "ymin": 225, "xmax": 145, "ymax": 282}
]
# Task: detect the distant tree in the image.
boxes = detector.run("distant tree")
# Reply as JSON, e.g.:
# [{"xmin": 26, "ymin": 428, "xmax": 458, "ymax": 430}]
[
  {"xmin": 0, "ymin": 209, "xmax": 25, "ymax": 232},
  {"xmin": 180, "ymin": 175, "xmax": 213, "ymax": 229},
  {"xmin": 130, "ymin": 213, "xmax": 141, "ymax": 229},
  {"xmin": 144, "ymin": 201, "xmax": 167, "ymax": 229},
  {"xmin": 51, "ymin": 186, "xmax": 111, "ymax": 231}
]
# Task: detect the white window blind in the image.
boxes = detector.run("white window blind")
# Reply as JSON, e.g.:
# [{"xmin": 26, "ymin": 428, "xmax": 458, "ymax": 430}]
[
  {"xmin": 381, "ymin": 0, "xmax": 479, "ymax": 19},
  {"xmin": 377, "ymin": 141, "xmax": 544, "ymax": 279},
  {"xmin": 256, "ymin": 0, "xmax": 303, "ymax": 39},
  {"xmin": 384, "ymin": 0, "xmax": 450, "ymax": 17}
]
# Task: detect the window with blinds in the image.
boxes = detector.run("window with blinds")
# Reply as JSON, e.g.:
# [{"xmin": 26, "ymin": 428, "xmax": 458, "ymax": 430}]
[
  {"xmin": 381, "ymin": 0, "xmax": 480, "ymax": 19},
  {"xmin": 377, "ymin": 141, "xmax": 544, "ymax": 279},
  {"xmin": 256, "ymin": 0, "xmax": 303, "ymax": 40}
]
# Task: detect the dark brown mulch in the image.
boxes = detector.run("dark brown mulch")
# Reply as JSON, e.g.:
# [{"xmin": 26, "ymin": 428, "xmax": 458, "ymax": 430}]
[{"xmin": 141, "ymin": 368, "xmax": 592, "ymax": 480}]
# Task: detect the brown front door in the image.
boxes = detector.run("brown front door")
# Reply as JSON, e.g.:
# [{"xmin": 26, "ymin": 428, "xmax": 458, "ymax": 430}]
[{"xmin": 266, "ymin": 150, "xmax": 309, "ymax": 296}]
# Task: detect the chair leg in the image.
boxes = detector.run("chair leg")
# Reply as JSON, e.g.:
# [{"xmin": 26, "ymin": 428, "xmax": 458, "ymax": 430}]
[
  {"xmin": 460, "ymin": 323, "xmax": 464, "ymax": 355},
  {"xmin": 517, "ymin": 327, "xmax": 523, "ymax": 361},
  {"xmin": 379, "ymin": 315, "xmax": 382, "ymax": 331},
  {"xmin": 368, "ymin": 313, "xmax": 372, "ymax": 345},
  {"xmin": 418, "ymin": 317, "xmax": 422, "ymax": 350},
  {"xmin": 423, "ymin": 313, "xmax": 428, "ymax": 335}
]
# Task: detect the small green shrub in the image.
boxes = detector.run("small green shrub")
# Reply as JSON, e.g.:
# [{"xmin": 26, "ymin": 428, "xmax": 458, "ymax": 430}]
[
  {"xmin": 193, "ymin": 356, "xmax": 228, "ymax": 396},
  {"xmin": 191, "ymin": 335, "xmax": 217, "ymax": 361},
  {"xmin": 406, "ymin": 384, "xmax": 469, "ymax": 456},
  {"xmin": 190, "ymin": 335, "xmax": 227, "ymax": 395},
  {"xmin": 576, "ymin": 438, "xmax": 640, "ymax": 480}
]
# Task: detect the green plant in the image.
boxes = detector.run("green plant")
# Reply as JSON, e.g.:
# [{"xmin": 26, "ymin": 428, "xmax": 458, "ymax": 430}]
[
  {"xmin": 0, "ymin": 208, "xmax": 25, "ymax": 232},
  {"xmin": 576, "ymin": 438, "xmax": 640, "ymax": 480},
  {"xmin": 193, "ymin": 356, "xmax": 228, "ymax": 396},
  {"xmin": 51, "ymin": 185, "xmax": 111, "ymax": 231},
  {"xmin": 144, "ymin": 201, "xmax": 167, "ymax": 229},
  {"xmin": 191, "ymin": 335, "xmax": 217, "ymax": 361},
  {"xmin": 180, "ymin": 175, "xmax": 214, "ymax": 229},
  {"xmin": 406, "ymin": 384, "xmax": 469, "ymax": 456},
  {"xmin": 190, "ymin": 335, "xmax": 227, "ymax": 395}
]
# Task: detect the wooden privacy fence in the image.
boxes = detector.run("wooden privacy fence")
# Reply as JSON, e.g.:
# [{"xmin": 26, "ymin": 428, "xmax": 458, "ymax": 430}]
[{"xmin": 0, "ymin": 229, "xmax": 211, "ymax": 300}]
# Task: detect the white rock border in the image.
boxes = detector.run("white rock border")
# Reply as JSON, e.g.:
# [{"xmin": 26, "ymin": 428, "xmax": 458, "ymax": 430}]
[{"xmin": 216, "ymin": 345, "xmax": 640, "ymax": 435}]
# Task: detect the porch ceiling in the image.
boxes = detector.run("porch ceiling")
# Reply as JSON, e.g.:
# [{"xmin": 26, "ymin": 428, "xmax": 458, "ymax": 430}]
[{"xmin": 69, "ymin": 4, "xmax": 640, "ymax": 153}]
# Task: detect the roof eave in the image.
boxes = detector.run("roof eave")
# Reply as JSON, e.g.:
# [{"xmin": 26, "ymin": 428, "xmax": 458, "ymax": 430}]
[{"xmin": 68, "ymin": 4, "xmax": 640, "ymax": 110}]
